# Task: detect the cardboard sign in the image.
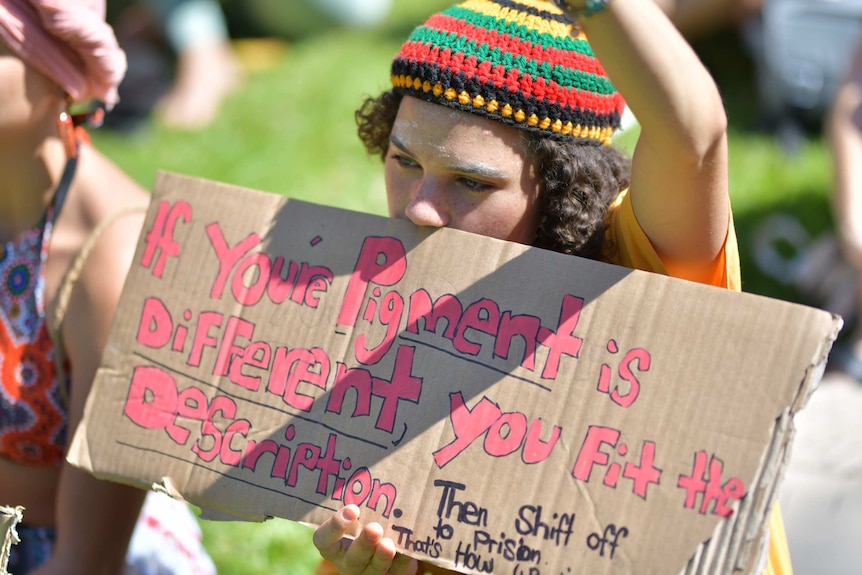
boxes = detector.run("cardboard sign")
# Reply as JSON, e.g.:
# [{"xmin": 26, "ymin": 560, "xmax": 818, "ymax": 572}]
[{"xmin": 69, "ymin": 172, "xmax": 841, "ymax": 575}]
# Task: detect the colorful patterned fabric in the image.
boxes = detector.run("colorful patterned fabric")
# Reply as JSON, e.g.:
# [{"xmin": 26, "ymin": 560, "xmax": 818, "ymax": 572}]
[
  {"xmin": 0, "ymin": 191, "xmax": 68, "ymax": 466},
  {"xmin": 390, "ymin": 0, "xmax": 625, "ymax": 144}
]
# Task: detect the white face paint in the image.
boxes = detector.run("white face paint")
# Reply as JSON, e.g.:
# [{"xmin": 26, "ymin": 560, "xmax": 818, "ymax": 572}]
[{"xmin": 384, "ymin": 96, "xmax": 542, "ymax": 244}]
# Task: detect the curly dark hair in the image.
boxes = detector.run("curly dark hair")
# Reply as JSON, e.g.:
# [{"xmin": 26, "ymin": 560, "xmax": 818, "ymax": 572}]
[{"xmin": 356, "ymin": 91, "xmax": 631, "ymax": 262}]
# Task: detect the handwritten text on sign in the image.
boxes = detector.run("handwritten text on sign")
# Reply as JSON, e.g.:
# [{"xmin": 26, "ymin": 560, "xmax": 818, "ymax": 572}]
[{"xmin": 116, "ymin": 198, "xmax": 750, "ymax": 572}]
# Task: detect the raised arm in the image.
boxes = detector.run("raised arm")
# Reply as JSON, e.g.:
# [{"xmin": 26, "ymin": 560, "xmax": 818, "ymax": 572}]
[
  {"xmin": 829, "ymin": 38, "xmax": 862, "ymax": 271},
  {"xmin": 575, "ymin": 0, "xmax": 730, "ymax": 282}
]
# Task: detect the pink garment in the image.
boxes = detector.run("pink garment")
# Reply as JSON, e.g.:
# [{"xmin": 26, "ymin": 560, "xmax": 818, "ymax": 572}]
[{"xmin": 0, "ymin": 0, "xmax": 126, "ymax": 108}]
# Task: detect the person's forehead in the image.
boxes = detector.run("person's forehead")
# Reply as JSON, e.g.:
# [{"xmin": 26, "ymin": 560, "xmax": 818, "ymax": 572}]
[{"xmin": 392, "ymin": 96, "xmax": 526, "ymax": 150}]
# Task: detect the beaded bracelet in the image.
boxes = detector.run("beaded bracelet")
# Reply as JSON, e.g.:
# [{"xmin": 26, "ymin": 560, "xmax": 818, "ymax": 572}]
[{"xmin": 551, "ymin": 0, "xmax": 610, "ymax": 19}]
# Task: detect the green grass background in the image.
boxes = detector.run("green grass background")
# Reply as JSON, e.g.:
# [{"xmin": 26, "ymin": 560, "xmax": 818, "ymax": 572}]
[{"xmin": 91, "ymin": 4, "xmax": 837, "ymax": 573}]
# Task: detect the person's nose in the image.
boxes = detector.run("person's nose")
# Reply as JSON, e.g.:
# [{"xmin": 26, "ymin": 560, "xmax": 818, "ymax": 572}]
[{"xmin": 403, "ymin": 177, "xmax": 449, "ymax": 228}]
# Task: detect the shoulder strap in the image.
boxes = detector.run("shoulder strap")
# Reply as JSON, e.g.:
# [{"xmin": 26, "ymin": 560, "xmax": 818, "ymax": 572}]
[
  {"xmin": 47, "ymin": 153, "xmax": 78, "ymax": 225},
  {"xmin": 50, "ymin": 206, "xmax": 148, "ymax": 407}
]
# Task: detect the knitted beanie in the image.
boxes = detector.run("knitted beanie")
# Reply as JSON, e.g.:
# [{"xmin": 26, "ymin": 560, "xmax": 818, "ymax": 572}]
[{"xmin": 391, "ymin": 0, "xmax": 625, "ymax": 145}]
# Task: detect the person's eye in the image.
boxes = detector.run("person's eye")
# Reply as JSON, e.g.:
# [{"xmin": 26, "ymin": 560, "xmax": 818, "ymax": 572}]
[
  {"xmin": 459, "ymin": 177, "xmax": 494, "ymax": 193},
  {"xmin": 390, "ymin": 153, "xmax": 419, "ymax": 169}
]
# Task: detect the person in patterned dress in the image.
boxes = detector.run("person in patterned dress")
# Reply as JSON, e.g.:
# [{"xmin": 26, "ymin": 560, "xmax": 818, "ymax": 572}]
[
  {"xmin": 310, "ymin": 1, "xmax": 793, "ymax": 574},
  {"xmin": 0, "ymin": 1, "xmax": 215, "ymax": 573}
]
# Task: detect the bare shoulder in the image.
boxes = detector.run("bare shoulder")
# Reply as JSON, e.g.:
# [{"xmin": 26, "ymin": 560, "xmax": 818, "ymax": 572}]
[
  {"xmin": 58, "ymin": 144, "xmax": 149, "ymax": 338},
  {"xmin": 75, "ymin": 142, "xmax": 150, "ymax": 217}
]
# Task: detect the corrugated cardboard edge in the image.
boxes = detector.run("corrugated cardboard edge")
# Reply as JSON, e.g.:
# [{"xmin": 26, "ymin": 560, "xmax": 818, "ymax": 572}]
[
  {"xmin": 0, "ymin": 506, "xmax": 23, "ymax": 575},
  {"xmin": 680, "ymin": 313, "xmax": 843, "ymax": 575}
]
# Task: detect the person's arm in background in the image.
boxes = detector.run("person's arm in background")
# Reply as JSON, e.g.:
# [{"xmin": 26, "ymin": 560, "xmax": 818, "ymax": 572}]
[
  {"xmin": 31, "ymin": 156, "xmax": 150, "ymax": 575},
  {"xmin": 147, "ymin": 0, "xmax": 241, "ymax": 129},
  {"xmin": 829, "ymin": 38, "xmax": 862, "ymax": 273},
  {"xmin": 580, "ymin": 0, "xmax": 730, "ymax": 284}
]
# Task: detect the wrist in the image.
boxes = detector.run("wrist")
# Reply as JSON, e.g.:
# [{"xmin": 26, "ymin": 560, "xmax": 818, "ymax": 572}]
[{"xmin": 551, "ymin": 0, "xmax": 610, "ymax": 19}]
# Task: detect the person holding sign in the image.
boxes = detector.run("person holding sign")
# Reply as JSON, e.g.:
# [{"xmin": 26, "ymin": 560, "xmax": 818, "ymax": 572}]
[
  {"xmin": 0, "ymin": 1, "xmax": 213, "ymax": 573},
  {"xmin": 311, "ymin": 0, "xmax": 793, "ymax": 574}
]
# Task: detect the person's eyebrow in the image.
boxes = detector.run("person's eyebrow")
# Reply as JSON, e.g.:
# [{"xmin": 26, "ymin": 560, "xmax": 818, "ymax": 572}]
[
  {"xmin": 389, "ymin": 133, "xmax": 412, "ymax": 155},
  {"xmin": 389, "ymin": 133, "xmax": 509, "ymax": 180},
  {"xmin": 447, "ymin": 160, "xmax": 509, "ymax": 179}
]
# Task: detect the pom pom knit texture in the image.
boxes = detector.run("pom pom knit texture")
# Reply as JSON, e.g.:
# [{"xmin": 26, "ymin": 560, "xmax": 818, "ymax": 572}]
[{"xmin": 391, "ymin": 0, "xmax": 625, "ymax": 144}]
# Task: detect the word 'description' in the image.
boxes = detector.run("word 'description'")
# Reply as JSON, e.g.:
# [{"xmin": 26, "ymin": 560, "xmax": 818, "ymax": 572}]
[{"xmin": 71, "ymin": 173, "xmax": 839, "ymax": 575}]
